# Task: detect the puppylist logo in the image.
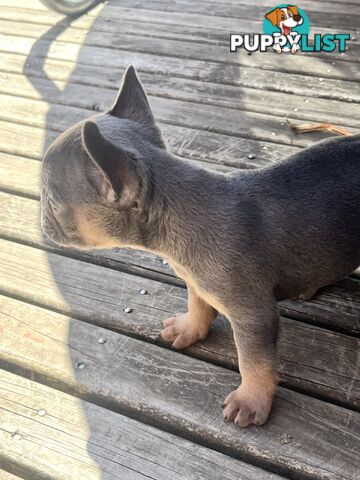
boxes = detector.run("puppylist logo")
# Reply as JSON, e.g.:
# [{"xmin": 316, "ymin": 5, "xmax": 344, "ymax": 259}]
[{"xmin": 230, "ymin": 4, "xmax": 350, "ymax": 54}]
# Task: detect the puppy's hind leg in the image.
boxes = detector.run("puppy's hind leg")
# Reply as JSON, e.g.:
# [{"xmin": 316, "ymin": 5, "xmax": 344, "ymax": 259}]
[
  {"xmin": 161, "ymin": 285, "xmax": 217, "ymax": 349},
  {"xmin": 223, "ymin": 296, "xmax": 279, "ymax": 427}
]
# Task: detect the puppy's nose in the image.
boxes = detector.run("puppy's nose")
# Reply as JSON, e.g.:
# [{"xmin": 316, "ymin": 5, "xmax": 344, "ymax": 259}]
[{"xmin": 293, "ymin": 14, "xmax": 301, "ymax": 22}]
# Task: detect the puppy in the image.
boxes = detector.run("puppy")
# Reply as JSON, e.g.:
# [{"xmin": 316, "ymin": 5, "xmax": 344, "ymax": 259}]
[
  {"xmin": 265, "ymin": 5, "xmax": 303, "ymax": 53},
  {"xmin": 41, "ymin": 66, "xmax": 360, "ymax": 427}
]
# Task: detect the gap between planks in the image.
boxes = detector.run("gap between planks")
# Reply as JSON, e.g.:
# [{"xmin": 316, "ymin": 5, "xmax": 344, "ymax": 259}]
[
  {"xmin": 1, "ymin": 24, "xmax": 359, "ymax": 88},
  {"xmin": 0, "ymin": 368, "xmax": 285, "ymax": 480},
  {"xmin": 0, "ymin": 92, "xmax": 357, "ymax": 158},
  {"xmin": 0, "ymin": 13, "xmax": 359, "ymax": 66},
  {"xmin": 1, "ymin": 63, "xmax": 360, "ymax": 130},
  {"xmin": 1, "ymin": 46, "xmax": 359, "ymax": 105},
  {"xmin": 0, "ymin": 295, "xmax": 359, "ymax": 480},
  {"xmin": 0, "ymin": 216, "xmax": 358, "ymax": 412}
]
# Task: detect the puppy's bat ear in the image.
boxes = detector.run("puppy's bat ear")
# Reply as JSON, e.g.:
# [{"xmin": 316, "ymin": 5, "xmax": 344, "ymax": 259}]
[
  {"xmin": 108, "ymin": 65, "xmax": 165, "ymax": 148},
  {"xmin": 287, "ymin": 5, "xmax": 299, "ymax": 16},
  {"xmin": 82, "ymin": 120, "xmax": 148, "ymax": 207},
  {"xmin": 265, "ymin": 8, "xmax": 280, "ymax": 26}
]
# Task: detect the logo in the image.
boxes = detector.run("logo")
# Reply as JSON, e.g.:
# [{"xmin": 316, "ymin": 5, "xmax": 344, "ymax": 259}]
[{"xmin": 230, "ymin": 4, "xmax": 350, "ymax": 54}]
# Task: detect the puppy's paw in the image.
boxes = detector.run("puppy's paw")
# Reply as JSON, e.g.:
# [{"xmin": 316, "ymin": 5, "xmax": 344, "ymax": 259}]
[
  {"xmin": 160, "ymin": 313, "xmax": 209, "ymax": 349},
  {"xmin": 222, "ymin": 386, "xmax": 274, "ymax": 427}
]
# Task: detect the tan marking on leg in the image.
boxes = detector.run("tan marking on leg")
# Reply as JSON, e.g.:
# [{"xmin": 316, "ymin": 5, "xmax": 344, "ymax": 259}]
[
  {"xmin": 161, "ymin": 285, "xmax": 217, "ymax": 349},
  {"xmin": 170, "ymin": 260, "xmax": 228, "ymax": 315}
]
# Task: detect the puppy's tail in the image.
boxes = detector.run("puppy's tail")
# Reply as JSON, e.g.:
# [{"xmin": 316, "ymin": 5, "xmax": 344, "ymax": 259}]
[{"xmin": 286, "ymin": 118, "xmax": 351, "ymax": 136}]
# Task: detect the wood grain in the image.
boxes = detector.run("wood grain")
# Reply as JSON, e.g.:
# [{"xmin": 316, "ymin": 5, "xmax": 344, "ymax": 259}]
[
  {"xmin": 0, "ymin": 296, "xmax": 359, "ymax": 480},
  {"xmin": 0, "ymin": 472, "xmax": 26, "ymax": 480},
  {"xmin": 1, "ymin": 91, "xmax": 352, "ymax": 152},
  {"xmin": 0, "ymin": 119, "xmax": 287, "ymax": 174},
  {"xmin": 0, "ymin": 370, "xmax": 282, "ymax": 480},
  {"xmin": 0, "ymin": 212, "xmax": 358, "ymax": 409},
  {"xmin": 1, "ymin": 31, "xmax": 359, "ymax": 102},
  {"xmin": 1, "ymin": 62, "xmax": 359, "ymax": 130}
]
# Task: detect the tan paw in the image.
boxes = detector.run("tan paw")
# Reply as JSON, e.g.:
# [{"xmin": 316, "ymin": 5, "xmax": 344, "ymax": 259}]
[
  {"xmin": 160, "ymin": 313, "xmax": 209, "ymax": 349},
  {"xmin": 222, "ymin": 386, "xmax": 274, "ymax": 427}
]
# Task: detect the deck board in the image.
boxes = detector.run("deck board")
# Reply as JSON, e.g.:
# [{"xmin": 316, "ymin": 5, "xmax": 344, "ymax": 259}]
[
  {"xmin": 0, "ymin": 472, "xmax": 26, "ymax": 480},
  {"xmin": 0, "ymin": 226, "xmax": 359, "ymax": 408},
  {"xmin": 2, "ymin": 31, "xmax": 360, "ymax": 94},
  {"xmin": 2, "ymin": 62, "xmax": 360, "ymax": 129},
  {"xmin": 0, "ymin": 0, "xmax": 359, "ymax": 478},
  {"xmin": 0, "ymin": 296, "xmax": 359, "ymax": 480},
  {"xmin": 0, "ymin": 370, "xmax": 282, "ymax": 480}
]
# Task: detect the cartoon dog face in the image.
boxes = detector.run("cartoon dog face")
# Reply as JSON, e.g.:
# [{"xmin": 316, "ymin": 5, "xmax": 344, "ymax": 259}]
[{"xmin": 265, "ymin": 5, "xmax": 303, "ymax": 35}]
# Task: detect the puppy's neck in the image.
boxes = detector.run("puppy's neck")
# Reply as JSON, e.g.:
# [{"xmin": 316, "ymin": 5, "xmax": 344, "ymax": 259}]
[{"xmin": 138, "ymin": 152, "xmax": 232, "ymax": 266}]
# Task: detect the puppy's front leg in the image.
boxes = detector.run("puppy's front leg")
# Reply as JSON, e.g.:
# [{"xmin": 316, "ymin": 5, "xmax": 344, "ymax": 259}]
[
  {"xmin": 223, "ymin": 300, "xmax": 279, "ymax": 427},
  {"xmin": 161, "ymin": 285, "xmax": 217, "ymax": 349}
]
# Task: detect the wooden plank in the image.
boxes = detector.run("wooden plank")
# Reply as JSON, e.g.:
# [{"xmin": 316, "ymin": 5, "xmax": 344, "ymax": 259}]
[
  {"xmin": 109, "ymin": 0, "xmax": 360, "ymax": 17},
  {"xmin": 0, "ymin": 472, "xmax": 26, "ymax": 480},
  {"xmin": 0, "ymin": 92, "xmax": 356, "ymax": 154},
  {"xmin": 0, "ymin": 228, "xmax": 358, "ymax": 408},
  {"xmin": 1, "ymin": 63, "xmax": 360, "ymax": 130},
  {"xmin": 3, "ymin": 0, "xmax": 359, "ymax": 16},
  {"xmin": 0, "ymin": 117, "xmax": 294, "ymax": 173},
  {"xmin": 1, "ymin": 33, "xmax": 360, "ymax": 97},
  {"xmin": 1, "ymin": 0, "xmax": 358, "ymax": 36},
  {"xmin": 2, "ymin": 48, "xmax": 358, "ymax": 108},
  {"xmin": 98, "ymin": 0, "xmax": 360, "ymax": 32},
  {"xmin": 0, "ymin": 295, "xmax": 359, "ymax": 480},
  {"xmin": 0, "ymin": 370, "xmax": 281, "ymax": 480},
  {"xmin": 0, "ymin": 153, "xmax": 41, "ymax": 199},
  {"xmin": 1, "ymin": 3, "xmax": 358, "ymax": 62},
  {"xmin": 0, "ymin": 14, "xmax": 359, "ymax": 70},
  {"xmin": 0, "ymin": 472, "xmax": 25, "ymax": 480}
]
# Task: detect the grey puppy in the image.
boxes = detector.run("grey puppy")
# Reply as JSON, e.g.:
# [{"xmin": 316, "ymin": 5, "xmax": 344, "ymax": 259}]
[{"xmin": 41, "ymin": 65, "xmax": 360, "ymax": 427}]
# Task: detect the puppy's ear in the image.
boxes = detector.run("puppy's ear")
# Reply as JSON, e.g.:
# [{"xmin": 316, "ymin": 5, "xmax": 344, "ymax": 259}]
[
  {"xmin": 82, "ymin": 120, "xmax": 148, "ymax": 207},
  {"xmin": 287, "ymin": 5, "xmax": 299, "ymax": 16},
  {"xmin": 265, "ymin": 8, "xmax": 280, "ymax": 26},
  {"xmin": 109, "ymin": 65, "xmax": 165, "ymax": 148}
]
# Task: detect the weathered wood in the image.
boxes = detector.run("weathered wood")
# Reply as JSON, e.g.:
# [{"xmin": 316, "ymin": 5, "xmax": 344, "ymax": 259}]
[
  {"xmin": 0, "ymin": 225, "xmax": 358, "ymax": 407},
  {"xmin": 0, "ymin": 117, "xmax": 292, "ymax": 173},
  {"xmin": 1, "ymin": 0, "xmax": 358, "ymax": 37},
  {"xmin": 3, "ymin": 0, "xmax": 358, "ymax": 16},
  {"xmin": 0, "ymin": 472, "xmax": 25, "ymax": 480},
  {"xmin": 0, "ymin": 2, "xmax": 359, "ymax": 479},
  {"xmin": 1, "ymin": 33, "xmax": 360, "ymax": 101},
  {"xmin": 0, "ymin": 120, "xmax": 56, "ymax": 160},
  {"xmin": 0, "ymin": 14, "xmax": 359, "ymax": 74},
  {"xmin": 0, "ymin": 295, "xmax": 359, "ymax": 480},
  {"xmin": 1, "ymin": 2, "xmax": 358, "ymax": 69},
  {"xmin": 99, "ymin": 0, "xmax": 360, "ymax": 33},
  {"xmin": 1, "ymin": 65, "xmax": 360, "ymax": 130},
  {"xmin": 0, "ymin": 153, "xmax": 41, "ymax": 199},
  {"xmin": 109, "ymin": 0, "xmax": 360, "ymax": 18},
  {"xmin": 2, "ymin": 46, "xmax": 358, "ymax": 109},
  {"xmin": 0, "ymin": 97, "xmax": 304, "ymax": 171},
  {"xmin": 1, "ymin": 92, "xmax": 356, "ymax": 155},
  {"xmin": 0, "ymin": 370, "xmax": 281, "ymax": 480}
]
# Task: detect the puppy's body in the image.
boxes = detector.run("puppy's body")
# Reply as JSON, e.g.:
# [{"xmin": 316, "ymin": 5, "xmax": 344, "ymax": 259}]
[{"xmin": 41, "ymin": 66, "xmax": 360, "ymax": 427}]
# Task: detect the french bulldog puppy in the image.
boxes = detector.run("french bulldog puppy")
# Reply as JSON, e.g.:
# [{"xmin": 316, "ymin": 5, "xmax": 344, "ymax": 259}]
[{"xmin": 41, "ymin": 65, "xmax": 360, "ymax": 427}]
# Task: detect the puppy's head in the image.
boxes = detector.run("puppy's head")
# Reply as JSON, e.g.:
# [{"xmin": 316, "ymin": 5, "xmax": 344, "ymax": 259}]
[
  {"xmin": 265, "ymin": 5, "xmax": 302, "ymax": 31},
  {"xmin": 41, "ymin": 65, "xmax": 165, "ymax": 250}
]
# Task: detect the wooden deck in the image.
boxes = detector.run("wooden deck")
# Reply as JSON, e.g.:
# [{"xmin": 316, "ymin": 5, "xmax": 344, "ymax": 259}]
[{"xmin": 0, "ymin": 0, "xmax": 359, "ymax": 478}]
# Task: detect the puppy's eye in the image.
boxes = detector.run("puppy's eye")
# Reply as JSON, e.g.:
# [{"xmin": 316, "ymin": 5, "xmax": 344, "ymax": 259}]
[{"xmin": 281, "ymin": 14, "xmax": 286, "ymax": 19}]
